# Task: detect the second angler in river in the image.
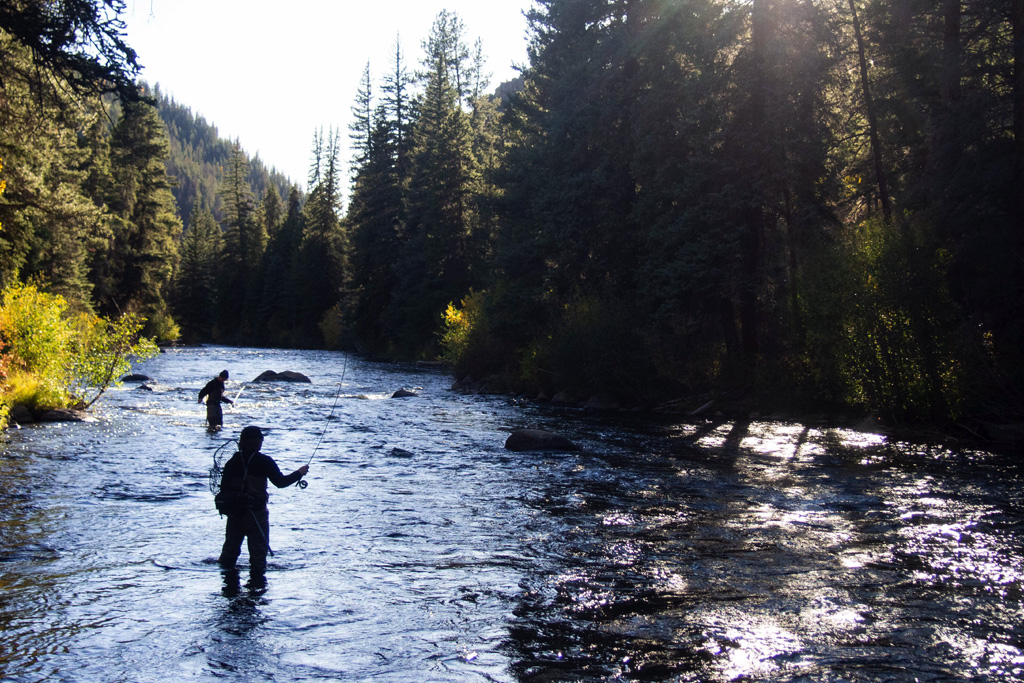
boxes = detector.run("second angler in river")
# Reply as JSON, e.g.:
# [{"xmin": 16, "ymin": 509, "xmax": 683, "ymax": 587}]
[{"xmin": 198, "ymin": 370, "xmax": 234, "ymax": 429}]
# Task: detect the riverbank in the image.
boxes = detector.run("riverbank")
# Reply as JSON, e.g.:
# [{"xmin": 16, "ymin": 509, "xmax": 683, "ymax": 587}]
[{"xmin": 450, "ymin": 374, "xmax": 1024, "ymax": 454}]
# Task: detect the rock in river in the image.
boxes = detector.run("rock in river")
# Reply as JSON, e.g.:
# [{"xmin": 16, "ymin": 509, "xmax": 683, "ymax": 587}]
[
  {"xmin": 253, "ymin": 370, "xmax": 312, "ymax": 383},
  {"xmin": 504, "ymin": 429, "xmax": 580, "ymax": 452}
]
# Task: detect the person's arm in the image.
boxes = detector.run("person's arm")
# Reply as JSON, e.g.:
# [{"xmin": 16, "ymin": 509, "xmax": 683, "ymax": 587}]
[
  {"xmin": 220, "ymin": 393, "xmax": 233, "ymax": 405},
  {"xmin": 260, "ymin": 455, "xmax": 309, "ymax": 488},
  {"xmin": 198, "ymin": 383, "xmax": 209, "ymax": 403}
]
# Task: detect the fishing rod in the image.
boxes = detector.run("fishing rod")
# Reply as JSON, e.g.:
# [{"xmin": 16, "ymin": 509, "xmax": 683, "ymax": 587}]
[
  {"xmin": 297, "ymin": 356, "xmax": 348, "ymax": 490},
  {"xmin": 227, "ymin": 382, "xmax": 247, "ymax": 412}
]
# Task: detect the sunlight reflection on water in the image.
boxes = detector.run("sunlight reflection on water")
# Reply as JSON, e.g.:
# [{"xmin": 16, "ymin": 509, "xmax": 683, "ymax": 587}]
[{"xmin": 1, "ymin": 347, "xmax": 1023, "ymax": 682}]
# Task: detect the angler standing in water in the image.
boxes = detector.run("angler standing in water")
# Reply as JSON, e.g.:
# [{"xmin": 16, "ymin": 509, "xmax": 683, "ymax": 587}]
[
  {"xmin": 198, "ymin": 370, "xmax": 233, "ymax": 429},
  {"xmin": 216, "ymin": 426, "xmax": 308, "ymax": 579}
]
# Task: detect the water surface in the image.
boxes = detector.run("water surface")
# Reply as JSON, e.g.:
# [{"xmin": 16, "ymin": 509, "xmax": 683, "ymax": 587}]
[{"xmin": 1, "ymin": 346, "xmax": 1022, "ymax": 681}]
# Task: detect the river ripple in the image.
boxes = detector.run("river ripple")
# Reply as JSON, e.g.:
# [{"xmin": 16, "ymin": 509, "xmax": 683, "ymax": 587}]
[{"xmin": 1, "ymin": 346, "xmax": 1022, "ymax": 682}]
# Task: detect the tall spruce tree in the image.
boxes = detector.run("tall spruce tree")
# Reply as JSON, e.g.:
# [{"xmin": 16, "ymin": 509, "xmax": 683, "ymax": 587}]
[
  {"xmin": 174, "ymin": 205, "xmax": 222, "ymax": 340},
  {"xmin": 299, "ymin": 129, "xmax": 348, "ymax": 345},
  {"xmin": 348, "ymin": 104, "xmax": 404, "ymax": 356},
  {"xmin": 99, "ymin": 99, "xmax": 182, "ymax": 330},
  {"xmin": 382, "ymin": 36, "xmax": 416, "ymax": 184},
  {"xmin": 218, "ymin": 142, "xmax": 266, "ymax": 338},
  {"xmin": 390, "ymin": 11, "xmax": 484, "ymax": 357},
  {"xmin": 260, "ymin": 186, "xmax": 305, "ymax": 346}
]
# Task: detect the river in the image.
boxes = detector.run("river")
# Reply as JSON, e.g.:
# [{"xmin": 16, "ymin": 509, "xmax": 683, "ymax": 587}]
[{"xmin": 0, "ymin": 346, "xmax": 1022, "ymax": 682}]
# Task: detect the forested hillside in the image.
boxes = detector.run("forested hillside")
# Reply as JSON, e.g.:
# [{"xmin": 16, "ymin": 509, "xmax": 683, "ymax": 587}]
[
  {"xmin": 155, "ymin": 88, "xmax": 295, "ymax": 233},
  {"xmin": 2, "ymin": 0, "xmax": 1023, "ymax": 427}
]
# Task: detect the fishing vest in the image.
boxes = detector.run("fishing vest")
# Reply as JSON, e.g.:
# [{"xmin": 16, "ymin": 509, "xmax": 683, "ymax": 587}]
[{"xmin": 214, "ymin": 452, "xmax": 269, "ymax": 516}]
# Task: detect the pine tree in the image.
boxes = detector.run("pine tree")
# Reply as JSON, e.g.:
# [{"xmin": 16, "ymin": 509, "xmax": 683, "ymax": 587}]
[
  {"xmin": 174, "ymin": 205, "xmax": 222, "ymax": 340},
  {"xmin": 348, "ymin": 105, "xmax": 403, "ymax": 355},
  {"xmin": 0, "ymin": 38, "xmax": 111, "ymax": 309},
  {"xmin": 218, "ymin": 141, "xmax": 266, "ymax": 337},
  {"xmin": 99, "ymin": 99, "xmax": 182, "ymax": 329},
  {"xmin": 381, "ymin": 36, "xmax": 416, "ymax": 183},
  {"xmin": 299, "ymin": 130, "xmax": 348, "ymax": 345},
  {"xmin": 350, "ymin": 62, "xmax": 375, "ymax": 174},
  {"xmin": 390, "ymin": 10, "xmax": 484, "ymax": 357},
  {"xmin": 260, "ymin": 186, "xmax": 305, "ymax": 346}
]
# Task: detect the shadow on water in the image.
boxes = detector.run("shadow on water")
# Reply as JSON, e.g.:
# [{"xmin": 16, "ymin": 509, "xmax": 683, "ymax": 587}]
[
  {"xmin": 503, "ymin": 415, "xmax": 1024, "ymax": 682},
  {"xmin": 1, "ymin": 347, "xmax": 1023, "ymax": 682}
]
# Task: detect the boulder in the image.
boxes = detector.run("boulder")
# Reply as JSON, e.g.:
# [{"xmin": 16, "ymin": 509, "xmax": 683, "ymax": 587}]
[
  {"xmin": 583, "ymin": 394, "xmax": 621, "ymax": 411},
  {"xmin": 253, "ymin": 370, "xmax": 312, "ymax": 383},
  {"xmin": 9, "ymin": 404, "xmax": 35, "ymax": 424},
  {"xmin": 120, "ymin": 374, "xmax": 151, "ymax": 382},
  {"xmin": 392, "ymin": 389, "xmax": 419, "ymax": 398},
  {"xmin": 550, "ymin": 391, "xmax": 579, "ymax": 405},
  {"xmin": 388, "ymin": 447, "xmax": 415, "ymax": 458},
  {"xmin": 505, "ymin": 429, "xmax": 580, "ymax": 452},
  {"xmin": 38, "ymin": 408, "xmax": 91, "ymax": 423}
]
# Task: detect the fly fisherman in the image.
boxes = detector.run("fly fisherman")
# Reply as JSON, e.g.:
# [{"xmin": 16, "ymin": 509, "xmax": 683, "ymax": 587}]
[
  {"xmin": 198, "ymin": 370, "xmax": 233, "ymax": 429},
  {"xmin": 216, "ymin": 426, "xmax": 309, "ymax": 578}
]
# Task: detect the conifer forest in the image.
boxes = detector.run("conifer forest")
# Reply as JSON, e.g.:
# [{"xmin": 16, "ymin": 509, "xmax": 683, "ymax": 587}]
[{"xmin": 1, "ymin": 0, "xmax": 1023, "ymax": 427}]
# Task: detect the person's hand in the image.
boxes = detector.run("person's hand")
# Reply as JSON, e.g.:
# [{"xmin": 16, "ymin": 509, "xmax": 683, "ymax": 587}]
[
  {"xmin": 198, "ymin": 398, "xmax": 203, "ymax": 404},
  {"xmin": 228, "ymin": 399, "xmax": 234, "ymax": 405},
  {"xmin": 298, "ymin": 465, "xmax": 309, "ymax": 477}
]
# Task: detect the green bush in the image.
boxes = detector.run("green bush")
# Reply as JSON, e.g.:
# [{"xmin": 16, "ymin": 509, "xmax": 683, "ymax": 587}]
[
  {"xmin": 800, "ymin": 219, "xmax": 965, "ymax": 422},
  {"xmin": 0, "ymin": 282, "xmax": 159, "ymax": 421}
]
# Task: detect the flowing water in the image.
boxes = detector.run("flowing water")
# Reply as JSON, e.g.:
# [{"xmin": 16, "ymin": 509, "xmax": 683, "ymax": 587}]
[{"xmin": 1, "ymin": 346, "xmax": 1022, "ymax": 682}]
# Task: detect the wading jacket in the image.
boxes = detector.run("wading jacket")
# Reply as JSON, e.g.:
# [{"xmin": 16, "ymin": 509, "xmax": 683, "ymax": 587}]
[
  {"xmin": 198, "ymin": 378, "xmax": 231, "ymax": 405},
  {"xmin": 218, "ymin": 451, "xmax": 304, "ymax": 513}
]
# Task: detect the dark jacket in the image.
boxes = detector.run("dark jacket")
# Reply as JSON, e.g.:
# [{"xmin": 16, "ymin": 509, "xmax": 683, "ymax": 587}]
[
  {"xmin": 218, "ymin": 450, "xmax": 304, "ymax": 512},
  {"xmin": 199, "ymin": 378, "xmax": 231, "ymax": 405}
]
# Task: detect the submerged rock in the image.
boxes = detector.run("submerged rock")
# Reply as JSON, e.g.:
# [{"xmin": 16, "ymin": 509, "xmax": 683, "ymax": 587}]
[
  {"xmin": 253, "ymin": 370, "xmax": 312, "ymax": 383},
  {"xmin": 120, "ymin": 374, "xmax": 151, "ymax": 382},
  {"xmin": 505, "ymin": 429, "xmax": 580, "ymax": 452},
  {"xmin": 392, "ymin": 389, "xmax": 419, "ymax": 398},
  {"xmin": 38, "ymin": 408, "xmax": 91, "ymax": 423},
  {"xmin": 388, "ymin": 447, "xmax": 415, "ymax": 458}
]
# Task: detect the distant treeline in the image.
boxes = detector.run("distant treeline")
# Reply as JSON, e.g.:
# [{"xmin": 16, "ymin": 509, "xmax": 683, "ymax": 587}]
[{"xmin": 2, "ymin": 1, "xmax": 1023, "ymax": 424}]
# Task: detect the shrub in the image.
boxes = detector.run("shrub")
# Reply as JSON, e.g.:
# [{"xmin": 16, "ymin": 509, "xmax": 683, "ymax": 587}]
[
  {"xmin": 0, "ymin": 282, "xmax": 159, "ymax": 422},
  {"xmin": 801, "ymin": 218, "xmax": 965, "ymax": 422}
]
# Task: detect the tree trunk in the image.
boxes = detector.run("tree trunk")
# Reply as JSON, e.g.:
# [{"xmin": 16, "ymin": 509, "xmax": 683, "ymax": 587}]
[{"xmin": 848, "ymin": 0, "xmax": 893, "ymax": 223}]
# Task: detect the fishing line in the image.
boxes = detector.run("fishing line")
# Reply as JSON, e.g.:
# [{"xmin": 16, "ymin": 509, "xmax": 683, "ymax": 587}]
[{"xmin": 297, "ymin": 356, "xmax": 348, "ymax": 489}]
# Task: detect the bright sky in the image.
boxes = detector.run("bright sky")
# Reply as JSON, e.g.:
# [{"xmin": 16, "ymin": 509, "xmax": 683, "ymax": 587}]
[{"xmin": 123, "ymin": 0, "xmax": 535, "ymax": 190}]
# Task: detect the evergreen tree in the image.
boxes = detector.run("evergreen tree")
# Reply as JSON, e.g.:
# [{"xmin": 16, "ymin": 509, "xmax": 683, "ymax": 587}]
[
  {"xmin": 348, "ymin": 106, "xmax": 403, "ymax": 355},
  {"xmin": 0, "ymin": 0, "xmax": 141, "ymax": 102},
  {"xmin": 350, "ymin": 62, "xmax": 375, "ymax": 174},
  {"xmin": 390, "ymin": 10, "xmax": 484, "ymax": 357},
  {"xmin": 173, "ymin": 205, "xmax": 222, "ymax": 340},
  {"xmin": 260, "ymin": 186, "xmax": 305, "ymax": 346},
  {"xmin": 0, "ymin": 37, "xmax": 108, "ymax": 308},
  {"xmin": 381, "ymin": 36, "xmax": 416, "ymax": 183},
  {"xmin": 218, "ymin": 141, "xmax": 266, "ymax": 338},
  {"xmin": 299, "ymin": 129, "xmax": 348, "ymax": 345},
  {"xmin": 98, "ymin": 99, "xmax": 182, "ymax": 331},
  {"xmin": 260, "ymin": 184, "xmax": 284, "ymax": 238}
]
